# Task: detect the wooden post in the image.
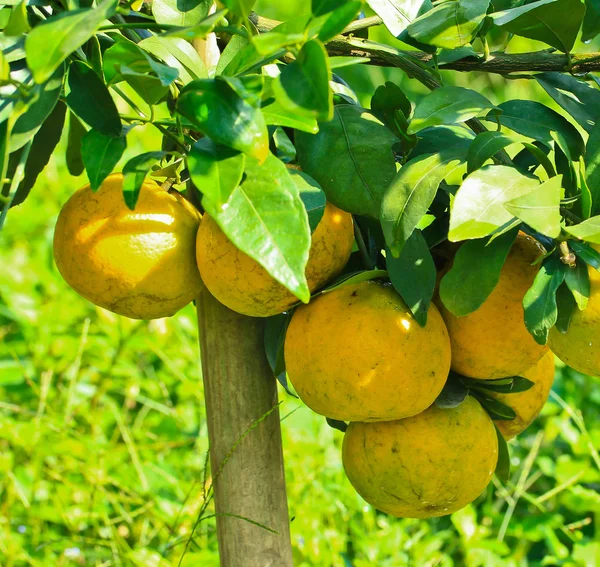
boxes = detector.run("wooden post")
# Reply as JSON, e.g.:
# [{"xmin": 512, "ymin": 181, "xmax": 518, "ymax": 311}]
[{"xmin": 196, "ymin": 291, "xmax": 294, "ymax": 567}]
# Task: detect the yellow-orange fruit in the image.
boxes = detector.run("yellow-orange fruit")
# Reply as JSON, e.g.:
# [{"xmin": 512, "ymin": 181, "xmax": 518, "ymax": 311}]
[
  {"xmin": 491, "ymin": 352, "xmax": 555, "ymax": 439},
  {"xmin": 437, "ymin": 233, "xmax": 548, "ymax": 379},
  {"xmin": 196, "ymin": 203, "xmax": 354, "ymax": 317},
  {"xmin": 53, "ymin": 173, "xmax": 202, "ymax": 319},
  {"xmin": 549, "ymin": 249, "xmax": 600, "ymax": 375},
  {"xmin": 342, "ymin": 396, "xmax": 498, "ymax": 518},
  {"xmin": 284, "ymin": 280, "xmax": 451, "ymax": 422}
]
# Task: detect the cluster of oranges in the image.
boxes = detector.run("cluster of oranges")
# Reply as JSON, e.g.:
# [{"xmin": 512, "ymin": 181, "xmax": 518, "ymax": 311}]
[{"xmin": 53, "ymin": 173, "xmax": 597, "ymax": 518}]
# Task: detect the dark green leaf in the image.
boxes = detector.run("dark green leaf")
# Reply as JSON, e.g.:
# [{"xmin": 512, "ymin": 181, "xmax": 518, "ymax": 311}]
[
  {"xmin": 465, "ymin": 375, "xmax": 534, "ymax": 394},
  {"xmin": 412, "ymin": 124, "xmax": 474, "ymax": 159},
  {"xmin": 449, "ymin": 165, "xmax": 540, "ymax": 241},
  {"xmin": 555, "ymin": 282, "xmax": 577, "ymax": 333},
  {"xmin": 322, "ymin": 269, "xmax": 389, "ymax": 293},
  {"xmin": 408, "ymin": 86, "xmax": 497, "ymax": 134},
  {"xmin": 264, "ymin": 312, "xmax": 291, "ymax": 381},
  {"xmin": 582, "ymin": 0, "xmax": 600, "ymax": 41},
  {"xmin": 66, "ymin": 61, "xmax": 121, "ymax": 137},
  {"xmin": 504, "ymin": 176, "xmax": 562, "ymax": 239},
  {"xmin": 152, "ymin": 0, "xmax": 210, "ymax": 26},
  {"xmin": 585, "ymin": 120, "xmax": 600, "ymax": 216},
  {"xmin": 491, "ymin": 0, "xmax": 585, "ymax": 52},
  {"xmin": 313, "ymin": 0, "xmax": 351, "ymax": 16},
  {"xmin": 66, "ymin": 112, "xmax": 86, "ymax": 176},
  {"xmin": 83, "ymin": 35, "xmax": 103, "ymax": 77},
  {"xmin": 570, "ymin": 240, "xmax": 600, "ymax": 272},
  {"xmin": 407, "ymin": 0, "xmax": 490, "ymax": 49},
  {"xmin": 295, "ymin": 105, "xmax": 397, "ymax": 218},
  {"xmin": 535, "ymin": 73, "xmax": 600, "ymax": 134},
  {"xmin": 440, "ymin": 227, "xmax": 519, "ymax": 317},
  {"xmin": 382, "ymin": 151, "xmax": 464, "ymax": 255},
  {"xmin": 494, "ymin": 426, "xmax": 510, "ymax": 482},
  {"xmin": 203, "ymin": 153, "xmax": 311, "ymax": 302},
  {"xmin": 25, "ymin": 0, "xmax": 117, "ymax": 83},
  {"xmin": 434, "ymin": 375, "xmax": 470, "ymax": 409},
  {"xmin": 139, "ymin": 36, "xmax": 208, "ymax": 83},
  {"xmin": 9, "ymin": 100, "xmax": 66, "ymax": 208},
  {"xmin": 318, "ymin": 1, "xmax": 362, "ymax": 42},
  {"xmin": 371, "ymin": 81, "xmax": 412, "ymax": 140},
  {"xmin": 386, "ymin": 230, "xmax": 436, "ymax": 326},
  {"xmin": 177, "ymin": 78, "xmax": 269, "ymax": 162},
  {"xmin": 565, "ymin": 259, "xmax": 590, "ymax": 310},
  {"xmin": 467, "ymin": 131, "xmax": 529, "ymax": 173},
  {"xmin": 120, "ymin": 65, "xmax": 177, "ymax": 106},
  {"xmin": 273, "ymin": 40, "xmax": 333, "ymax": 123},
  {"xmin": 9, "ymin": 63, "xmax": 64, "ymax": 152},
  {"xmin": 289, "ymin": 170, "xmax": 327, "ymax": 233},
  {"xmin": 81, "ymin": 129, "xmax": 127, "ymax": 191},
  {"xmin": 188, "ymin": 138, "xmax": 245, "ymax": 208},
  {"xmin": 485, "ymin": 100, "xmax": 584, "ymax": 160},
  {"xmin": 326, "ymin": 417, "xmax": 348, "ymax": 432},
  {"xmin": 122, "ymin": 151, "xmax": 167, "ymax": 210},
  {"xmin": 523, "ymin": 255, "xmax": 566, "ymax": 345},
  {"xmin": 471, "ymin": 390, "xmax": 517, "ymax": 420}
]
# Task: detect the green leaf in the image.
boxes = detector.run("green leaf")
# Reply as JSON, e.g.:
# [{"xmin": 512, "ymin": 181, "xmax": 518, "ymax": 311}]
[
  {"xmin": 139, "ymin": 36, "xmax": 208, "ymax": 83},
  {"xmin": 264, "ymin": 312, "xmax": 295, "ymax": 395},
  {"xmin": 313, "ymin": 0, "xmax": 351, "ymax": 16},
  {"xmin": 491, "ymin": 0, "xmax": 585, "ymax": 52},
  {"xmin": 272, "ymin": 40, "xmax": 333, "ymax": 123},
  {"xmin": 490, "ymin": 0, "xmax": 557, "ymax": 24},
  {"xmin": 0, "ymin": 50, "xmax": 9, "ymax": 82},
  {"xmin": 261, "ymin": 78, "xmax": 319, "ymax": 133},
  {"xmin": 326, "ymin": 417, "xmax": 348, "ymax": 432},
  {"xmin": 222, "ymin": 0, "xmax": 255, "ymax": 18},
  {"xmin": 485, "ymin": 100, "xmax": 584, "ymax": 160},
  {"xmin": 504, "ymin": 176, "xmax": 562, "ymax": 239},
  {"xmin": 8, "ymin": 100, "xmax": 66, "ymax": 208},
  {"xmin": 25, "ymin": 0, "xmax": 117, "ymax": 83},
  {"xmin": 188, "ymin": 138, "xmax": 245, "ymax": 208},
  {"xmin": 494, "ymin": 426, "xmax": 511, "ymax": 482},
  {"xmin": 289, "ymin": 170, "xmax": 327, "ymax": 233},
  {"xmin": 439, "ymin": 227, "xmax": 519, "ymax": 317},
  {"xmin": 523, "ymin": 255, "xmax": 566, "ymax": 345},
  {"xmin": 465, "ymin": 375, "xmax": 534, "ymax": 394},
  {"xmin": 471, "ymin": 390, "xmax": 517, "ymax": 420},
  {"xmin": 381, "ymin": 151, "xmax": 464, "ymax": 255},
  {"xmin": 564, "ymin": 216, "xmax": 600, "ymax": 243},
  {"xmin": 434, "ymin": 375, "xmax": 470, "ymax": 409},
  {"xmin": 535, "ymin": 73, "xmax": 600, "ymax": 134},
  {"xmin": 151, "ymin": 0, "xmax": 210, "ymax": 26},
  {"xmin": 386, "ymin": 230, "xmax": 436, "ymax": 326},
  {"xmin": 66, "ymin": 61, "xmax": 121, "ymax": 138},
  {"xmin": 81, "ymin": 129, "xmax": 127, "ymax": 191},
  {"xmin": 467, "ymin": 131, "xmax": 529, "ymax": 174},
  {"xmin": 367, "ymin": 0, "xmax": 431, "ymax": 36},
  {"xmin": 412, "ymin": 124, "xmax": 474, "ymax": 158},
  {"xmin": 407, "ymin": 0, "xmax": 490, "ymax": 49},
  {"xmin": 408, "ymin": 86, "xmax": 497, "ymax": 134},
  {"xmin": 160, "ymin": 8, "xmax": 228, "ymax": 41},
  {"xmin": 9, "ymin": 63, "xmax": 64, "ymax": 152},
  {"xmin": 177, "ymin": 78, "xmax": 269, "ymax": 162},
  {"xmin": 4, "ymin": 1, "xmax": 30, "ymax": 36},
  {"xmin": 583, "ymin": 0, "xmax": 600, "ymax": 41},
  {"xmin": 296, "ymin": 105, "xmax": 397, "ymax": 218},
  {"xmin": 66, "ymin": 112, "xmax": 86, "ymax": 176},
  {"xmin": 565, "ymin": 259, "xmax": 590, "ymax": 310},
  {"xmin": 449, "ymin": 165, "xmax": 540, "ymax": 241},
  {"xmin": 322, "ymin": 269, "xmax": 389, "ymax": 293},
  {"xmin": 121, "ymin": 65, "xmax": 178, "ymax": 106},
  {"xmin": 371, "ymin": 81, "xmax": 412, "ymax": 140},
  {"xmin": 570, "ymin": 240, "xmax": 600, "ymax": 272},
  {"xmin": 585, "ymin": 121, "xmax": 600, "ymax": 216},
  {"xmin": 122, "ymin": 151, "xmax": 167, "ymax": 210},
  {"xmin": 216, "ymin": 34, "xmax": 249, "ymax": 76},
  {"xmin": 318, "ymin": 1, "xmax": 362, "ymax": 42},
  {"xmin": 555, "ymin": 282, "xmax": 577, "ymax": 333},
  {"xmin": 203, "ymin": 153, "xmax": 311, "ymax": 302}
]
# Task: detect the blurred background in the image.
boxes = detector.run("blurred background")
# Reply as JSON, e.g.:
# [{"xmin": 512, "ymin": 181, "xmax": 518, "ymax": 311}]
[{"xmin": 1, "ymin": 1, "xmax": 600, "ymax": 566}]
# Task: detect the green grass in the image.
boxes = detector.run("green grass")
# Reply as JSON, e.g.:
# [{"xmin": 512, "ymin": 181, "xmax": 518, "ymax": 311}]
[{"xmin": 2, "ymin": 8, "xmax": 600, "ymax": 565}]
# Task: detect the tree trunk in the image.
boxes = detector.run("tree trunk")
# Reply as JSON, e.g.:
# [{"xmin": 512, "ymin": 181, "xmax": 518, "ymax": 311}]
[{"xmin": 196, "ymin": 291, "xmax": 294, "ymax": 567}]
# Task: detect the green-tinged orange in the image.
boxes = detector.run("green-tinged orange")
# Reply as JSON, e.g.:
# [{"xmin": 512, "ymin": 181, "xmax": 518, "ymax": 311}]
[
  {"xmin": 549, "ymin": 248, "xmax": 600, "ymax": 375},
  {"xmin": 437, "ymin": 233, "xmax": 548, "ymax": 379},
  {"xmin": 284, "ymin": 280, "xmax": 451, "ymax": 422},
  {"xmin": 491, "ymin": 352, "xmax": 555, "ymax": 439},
  {"xmin": 53, "ymin": 173, "xmax": 203, "ymax": 320},
  {"xmin": 342, "ymin": 396, "xmax": 498, "ymax": 518},
  {"xmin": 196, "ymin": 203, "xmax": 354, "ymax": 317}
]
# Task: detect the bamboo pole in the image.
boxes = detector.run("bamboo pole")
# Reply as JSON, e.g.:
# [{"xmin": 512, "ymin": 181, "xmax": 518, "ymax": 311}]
[{"xmin": 196, "ymin": 291, "xmax": 294, "ymax": 567}]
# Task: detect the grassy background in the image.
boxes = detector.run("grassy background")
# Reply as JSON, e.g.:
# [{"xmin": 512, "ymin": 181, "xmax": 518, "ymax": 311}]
[{"xmin": 2, "ymin": 3, "xmax": 600, "ymax": 565}]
